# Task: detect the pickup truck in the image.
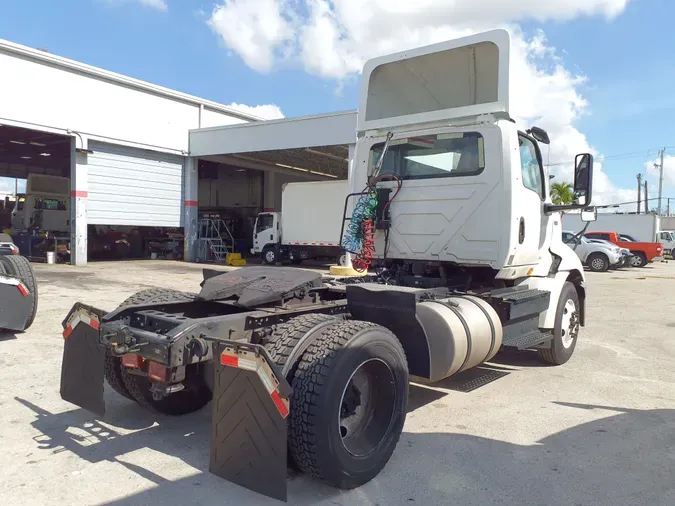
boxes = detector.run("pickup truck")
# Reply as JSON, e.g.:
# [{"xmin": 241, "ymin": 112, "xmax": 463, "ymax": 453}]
[{"xmin": 583, "ymin": 231, "xmax": 663, "ymax": 267}]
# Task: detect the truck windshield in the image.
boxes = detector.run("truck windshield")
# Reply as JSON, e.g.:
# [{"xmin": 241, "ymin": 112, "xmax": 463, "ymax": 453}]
[
  {"xmin": 369, "ymin": 132, "xmax": 485, "ymax": 180},
  {"xmin": 255, "ymin": 214, "xmax": 274, "ymax": 233}
]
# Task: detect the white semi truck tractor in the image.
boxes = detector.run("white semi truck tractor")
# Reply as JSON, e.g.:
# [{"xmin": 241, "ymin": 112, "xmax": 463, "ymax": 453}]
[{"xmin": 58, "ymin": 29, "xmax": 597, "ymax": 502}]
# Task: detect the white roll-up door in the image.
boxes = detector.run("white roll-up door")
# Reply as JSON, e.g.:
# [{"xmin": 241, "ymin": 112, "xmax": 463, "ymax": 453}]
[{"xmin": 87, "ymin": 142, "xmax": 183, "ymax": 226}]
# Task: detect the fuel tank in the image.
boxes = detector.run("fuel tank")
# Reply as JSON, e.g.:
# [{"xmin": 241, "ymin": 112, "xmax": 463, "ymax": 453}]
[{"xmin": 416, "ymin": 295, "xmax": 503, "ymax": 381}]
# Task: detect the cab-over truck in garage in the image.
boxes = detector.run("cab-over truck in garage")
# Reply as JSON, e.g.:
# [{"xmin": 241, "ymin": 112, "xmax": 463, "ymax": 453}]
[{"xmin": 58, "ymin": 29, "xmax": 598, "ymax": 502}]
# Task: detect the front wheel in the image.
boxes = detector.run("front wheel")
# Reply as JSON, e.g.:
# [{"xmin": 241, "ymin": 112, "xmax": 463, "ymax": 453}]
[
  {"xmin": 538, "ymin": 281, "xmax": 580, "ymax": 365},
  {"xmin": 263, "ymin": 247, "xmax": 278, "ymax": 265},
  {"xmin": 288, "ymin": 321, "xmax": 408, "ymax": 489}
]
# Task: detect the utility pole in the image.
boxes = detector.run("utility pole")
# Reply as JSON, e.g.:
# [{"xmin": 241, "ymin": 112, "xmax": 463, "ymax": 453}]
[
  {"xmin": 657, "ymin": 148, "xmax": 665, "ymax": 216},
  {"xmin": 668, "ymin": 198, "xmax": 671, "ymax": 216},
  {"xmin": 637, "ymin": 173, "xmax": 642, "ymax": 214},
  {"xmin": 644, "ymin": 181, "xmax": 649, "ymax": 214}
]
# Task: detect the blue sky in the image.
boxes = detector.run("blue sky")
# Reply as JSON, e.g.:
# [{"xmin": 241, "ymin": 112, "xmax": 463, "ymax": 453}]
[{"xmin": 1, "ymin": 0, "xmax": 674, "ymax": 207}]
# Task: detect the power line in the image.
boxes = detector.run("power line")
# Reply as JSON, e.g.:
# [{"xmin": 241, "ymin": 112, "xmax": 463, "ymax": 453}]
[{"xmin": 544, "ymin": 146, "xmax": 675, "ymax": 168}]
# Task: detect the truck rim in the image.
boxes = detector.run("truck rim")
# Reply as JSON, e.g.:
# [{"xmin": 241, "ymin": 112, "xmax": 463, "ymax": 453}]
[
  {"xmin": 561, "ymin": 299, "xmax": 579, "ymax": 349},
  {"xmin": 338, "ymin": 358, "xmax": 396, "ymax": 457},
  {"xmin": 265, "ymin": 250, "xmax": 276, "ymax": 263}
]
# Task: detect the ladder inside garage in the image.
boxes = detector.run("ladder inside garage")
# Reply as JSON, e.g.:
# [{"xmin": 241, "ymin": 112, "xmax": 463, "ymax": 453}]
[{"xmin": 197, "ymin": 218, "xmax": 235, "ymax": 262}]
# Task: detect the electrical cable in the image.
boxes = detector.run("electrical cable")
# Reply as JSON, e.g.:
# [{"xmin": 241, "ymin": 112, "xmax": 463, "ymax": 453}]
[{"xmin": 341, "ymin": 173, "xmax": 403, "ymax": 272}]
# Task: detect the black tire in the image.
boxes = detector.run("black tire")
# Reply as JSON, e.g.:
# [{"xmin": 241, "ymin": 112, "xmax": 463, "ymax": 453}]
[
  {"xmin": 0, "ymin": 255, "xmax": 38, "ymax": 330},
  {"xmin": 631, "ymin": 251, "xmax": 647, "ymax": 268},
  {"xmin": 288, "ymin": 321, "xmax": 408, "ymax": 490},
  {"xmin": 119, "ymin": 287, "xmax": 197, "ymax": 307},
  {"xmin": 586, "ymin": 253, "xmax": 609, "ymax": 272},
  {"xmin": 262, "ymin": 246, "xmax": 278, "ymax": 265},
  {"xmin": 263, "ymin": 314, "xmax": 341, "ymax": 378},
  {"xmin": 538, "ymin": 281, "xmax": 580, "ymax": 365},
  {"xmin": 120, "ymin": 363, "xmax": 212, "ymax": 415},
  {"xmin": 104, "ymin": 288, "xmax": 198, "ymax": 404}
]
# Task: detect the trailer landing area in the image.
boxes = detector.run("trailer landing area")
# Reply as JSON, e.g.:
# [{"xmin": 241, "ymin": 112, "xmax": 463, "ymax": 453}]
[{"xmin": 1, "ymin": 260, "xmax": 673, "ymax": 506}]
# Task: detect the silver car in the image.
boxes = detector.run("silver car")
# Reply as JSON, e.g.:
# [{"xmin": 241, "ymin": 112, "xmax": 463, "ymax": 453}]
[{"xmin": 562, "ymin": 231, "xmax": 622, "ymax": 272}]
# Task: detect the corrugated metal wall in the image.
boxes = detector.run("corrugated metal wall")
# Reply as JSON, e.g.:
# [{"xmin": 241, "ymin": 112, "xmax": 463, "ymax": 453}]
[{"xmin": 87, "ymin": 141, "xmax": 183, "ymax": 226}]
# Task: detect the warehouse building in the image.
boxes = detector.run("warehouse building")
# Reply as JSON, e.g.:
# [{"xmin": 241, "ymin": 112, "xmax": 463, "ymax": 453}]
[{"xmin": 0, "ymin": 38, "xmax": 356, "ymax": 266}]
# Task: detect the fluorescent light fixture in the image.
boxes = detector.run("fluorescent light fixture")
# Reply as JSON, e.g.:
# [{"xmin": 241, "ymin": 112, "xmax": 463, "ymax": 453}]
[
  {"xmin": 10, "ymin": 140, "xmax": 26, "ymax": 145},
  {"xmin": 20, "ymin": 156, "xmax": 31, "ymax": 159},
  {"xmin": 275, "ymin": 162, "xmax": 338, "ymax": 178},
  {"xmin": 39, "ymin": 152, "xmax": 50, "ymax": 157},
  {"xmin": 29, "ymin": 141, "xmax": 47, "ymax": 147},
  {"xmin": 236, "ymin": 168, "xmax": 246, "ymax": 172}
]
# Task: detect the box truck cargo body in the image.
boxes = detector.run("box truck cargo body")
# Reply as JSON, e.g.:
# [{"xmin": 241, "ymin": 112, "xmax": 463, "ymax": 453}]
[{"xmin": 251, "ymin": 179, "xmax": 349, "ymax": 265}]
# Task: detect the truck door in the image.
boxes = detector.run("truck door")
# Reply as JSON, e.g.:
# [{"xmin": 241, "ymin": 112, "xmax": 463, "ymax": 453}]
[
  {"xmin": 509, "ymin": 132, "xmax": 546, "ymax": 267},
  {"xmin": 253, "ymin": 213, "xmax": 277, "ymax": 253}
]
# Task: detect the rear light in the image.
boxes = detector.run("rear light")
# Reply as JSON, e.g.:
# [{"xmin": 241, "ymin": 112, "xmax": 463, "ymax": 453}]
[
  {"xmin": 10, "ymin": 244, "xmax": 19, "ymax": 255},
  {"xmin": 122, "ymin": 354, "xmax": 143, "ymax": 369},
  {"xmin": 148, "ymin": 361, "xmax": 169, "ymax": 382}
]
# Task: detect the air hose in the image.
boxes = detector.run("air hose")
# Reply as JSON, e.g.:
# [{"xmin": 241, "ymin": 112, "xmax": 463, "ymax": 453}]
[{"xmin": 342, "ymin": 186, "xmax": 379, "ymax": 272}]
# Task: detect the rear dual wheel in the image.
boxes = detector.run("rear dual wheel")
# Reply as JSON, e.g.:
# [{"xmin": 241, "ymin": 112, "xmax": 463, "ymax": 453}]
[
  {"xmin": 284, "ymin": 319, "xmax": 409, "ymax": 489},
  {"xmin": 105, "ymin": 288, "xmax": 210, "ymax": 415}
]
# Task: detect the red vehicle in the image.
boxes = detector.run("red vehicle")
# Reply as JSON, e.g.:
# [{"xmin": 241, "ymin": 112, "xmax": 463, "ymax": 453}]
[{"xmin": 583, "ymin": 231, "xmax": 663, "ymax": 267}]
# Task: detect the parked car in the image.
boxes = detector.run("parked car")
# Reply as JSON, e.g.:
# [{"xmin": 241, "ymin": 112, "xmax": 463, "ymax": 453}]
[
  {"xmin": 585, "ymin": 238, "xmax": 634, "ymax": 268},
  {"xmin": 562, "ymin": 230, "xmax": 622, "ymax": 272},
  {"xmin": 583, "ymin": 231, "xmax": 663, "ymax": 267}
]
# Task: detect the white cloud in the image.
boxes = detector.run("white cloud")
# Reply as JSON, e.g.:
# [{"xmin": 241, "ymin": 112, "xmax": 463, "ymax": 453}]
[
  {"xmin": 102, "ymin": 0, "xmax": 168, "ymax": 12},
  {"xmin": 226, "ymin": 103, "xmax": 285, "ymax": 120},
  {"xmin": 646, "ymin": 153, "xmax": 675, "ymax": 187},
  {"xmin": 139, "ymin": 0, "xmax": 168, "ymax": 11},
  {"xmin": 208, "ymin": 0, "xmax": 295, "ymax": 72},
  {"xmin": 208, "ymin": 0, "xmax": 635, "ymax": 205}
]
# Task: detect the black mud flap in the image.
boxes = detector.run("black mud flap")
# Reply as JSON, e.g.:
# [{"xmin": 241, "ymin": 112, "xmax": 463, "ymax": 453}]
[
  {"xmin": 0, "ymin": 274, "xmax": 35, "ymax": 331},
  {"xmin": 209, "ymin": 341, "xmax": 292, "ymax": 502},
  {"xmin": 59, "ymin": 303, "xmax": 108, "ymax": 417}
]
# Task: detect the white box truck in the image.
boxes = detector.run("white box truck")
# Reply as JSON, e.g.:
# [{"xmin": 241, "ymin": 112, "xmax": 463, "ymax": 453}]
[{"xmin": 251, "ymin": 179, "xmax": 349, "ymax": 265}]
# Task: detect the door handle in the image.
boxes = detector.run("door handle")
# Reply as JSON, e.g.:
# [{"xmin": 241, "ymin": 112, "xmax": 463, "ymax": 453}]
[
  {"xmin": 519, "ymin": 217, "xmax": 525, "ymax": 244},
  {"xmin": 269, "ymin": 234, "xmax": 273, "ymax": 240}
]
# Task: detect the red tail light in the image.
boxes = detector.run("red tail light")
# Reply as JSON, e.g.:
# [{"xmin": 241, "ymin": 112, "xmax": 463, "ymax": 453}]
[
  {"xmin": 122, "ymin": 354, "xmax": 142, "ymax": 369},
  {"xmin": 148, "ymin": 361, "xmax": 168, "ymax": 382}
]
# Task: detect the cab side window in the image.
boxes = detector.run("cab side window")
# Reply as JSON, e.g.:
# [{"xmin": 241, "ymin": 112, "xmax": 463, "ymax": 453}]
[{"xmin": 518, "ymin": 134, "xmax": 544, "ymax": 199}]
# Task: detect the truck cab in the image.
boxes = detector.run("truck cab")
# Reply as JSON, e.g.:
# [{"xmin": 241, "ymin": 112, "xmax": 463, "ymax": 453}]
[
  {"xmin": 657, "ymin": 230, "xmax": 675, "ymax": 256},
  {"xmin": 251, "ymin": 211, "xmax": 280, "ymax": 262},
  {"xmin": 11, "ymin": 175, "xmax": 70, "ymax": 233}
]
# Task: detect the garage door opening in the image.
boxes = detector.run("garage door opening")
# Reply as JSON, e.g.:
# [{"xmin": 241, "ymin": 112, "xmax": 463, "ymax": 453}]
[
  {"xmin": 195, "ymin": 144, "xmax": 349, "ymax": 266},
  {"xmin": 0, "ymin": 124, "xmax": 71, "ymax": 262}
]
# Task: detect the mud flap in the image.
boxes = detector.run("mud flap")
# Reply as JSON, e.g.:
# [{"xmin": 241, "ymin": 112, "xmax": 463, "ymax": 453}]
[
  {"xmin": 0, "ymin": 274, "xmax": 34, "ymax": 332},
  {"xmin": 209, "ymin": 341, "xmax": 292, "ymax": 502},
  {"xmin": 59, "ymin": 303, "xmax": 108, "ymax": 417}
]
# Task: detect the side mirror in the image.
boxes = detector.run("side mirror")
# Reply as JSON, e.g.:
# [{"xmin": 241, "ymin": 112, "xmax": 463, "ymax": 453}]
[
  {"xmin": 580, "ymin": 207, "xmax": 597, "ymax": 222},
  {"xmin": 527, "ymin": 126, "xmax": 550, "ymax": 145},
  {"xmin": 573, "ymin": 153, "xmax": 593, "ymax": 206}
]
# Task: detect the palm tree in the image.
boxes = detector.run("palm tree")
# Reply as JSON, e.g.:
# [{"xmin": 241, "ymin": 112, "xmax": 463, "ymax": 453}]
[{"xmin": 551, "ymin": 181, "xmax": 574, "ymax": 205}]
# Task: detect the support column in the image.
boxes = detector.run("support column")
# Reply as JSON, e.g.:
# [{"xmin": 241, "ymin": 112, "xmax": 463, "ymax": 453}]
[
  {"xmin": 183, "ymin": 157, "xmax": 199, "ymax": 262},
  {"xmin": 69, "ymin": 137, "xmax": 88, "ymax": 266},
  {"xmin": 263, "ymin": 170, "xmax": 276, "ymax": 211}
]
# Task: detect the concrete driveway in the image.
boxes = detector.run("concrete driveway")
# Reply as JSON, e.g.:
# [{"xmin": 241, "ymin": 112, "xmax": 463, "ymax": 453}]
[{"xmin": 1, "ymin": 260, "xmax": 673, "ymax": 505}]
